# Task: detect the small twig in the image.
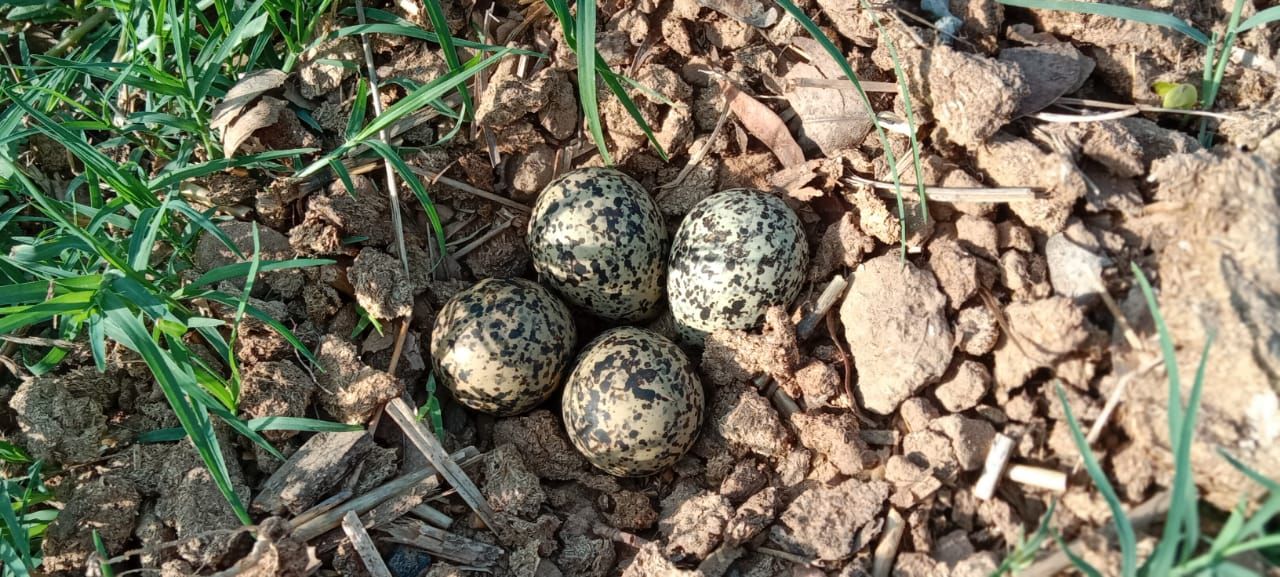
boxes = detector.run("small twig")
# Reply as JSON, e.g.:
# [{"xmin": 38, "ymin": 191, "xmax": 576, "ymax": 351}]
[
  {"xmin": 387, "ymin": 317, "xmax": 411, "ymax": 377},
  {"xmin": 1007, "ymin": 464, "xmax": 1068, "ymax": 493},
  {"xmin": 1049, "ymin": 97, "xmax": 1239, "ymax": 121},
  {"xmin": 291, "ymin": 489, "xmax": 354, "ymax": 528},
  {"xmin": 659, "ymin": 90, "xmax": 732, "ymax": 195},
  {"xmin": 1074, "ymin": 356, "xmax": 1163, "ymax": 475},
  {"xmin": 354, "ymin": 0, "xmax": 411, "ymax": 276},
  {"xmin": 410, "ymin": 503, "xmax": 454, "ymax": 529},
  {"xmin": 450, "ymin": 218, "xmax": 514, "ymax": 260},
  {"xmin": 785, "ymin": 77, "xmax": 900, "ymax": 93},
  {"xmin": 843, "ymin": 175, "xmax": 1038, "ymax": 203},
  {"xmin": 49, "ymin": 9, "xmax": 113, "ymax": 57},
  {"xmin": 291, "ymin": 447, "xmax": 480, "ymax": 542},
  {"xmin": 385, "ymin": 399, "xmax": 507, "ymax": 541},
  {"xmin": 871, "ymin": 508, "xmax": 906, "ymax": 577},
  {"xmin": 0, "ymin": 334, "xmax": 77, "ymax": 348},
  {"xmin": 104, "ymin": 527, "xmax": 258, "ymax": 565},
  {"xmin": 755, "ymin": 546, "xmax": 818, "ymax": 566},
  {"xmin": 795, "ymin": 275, "xmax": 848, "ymax": 341},
  {"xmin": 406, "ymin": 165, "xmax": 532, "ymax": 213},
  {"xmin": 342, "ymin": 511, "xmax": 395, "ymax": 577},
  {"xmin": 975, "ymin": 433, "xmax": 1016, "ymax": 501},
  {"xmin": 593, "ymin": 523, "xmax": 649, "ymax": 548}
]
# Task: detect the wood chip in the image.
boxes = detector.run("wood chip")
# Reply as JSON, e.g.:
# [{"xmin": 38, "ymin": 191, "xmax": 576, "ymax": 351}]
[
  {"xmin": 291, "ymin": 446, "xmax": 479, "ymax": 542},
  {"xmin": 342, "ymin": 511, "xmax": 393, "ymax": 577},
  {"xmin": 725, "ymin": 82, "xmax": 805, "ymax": 168},
  {"xmin": 378, "ymin": 518, "xmax": 503, "ymax": 567},
  {"xmin": 254, "ymin": 430, "xmax": 373, "ymax": 516},
  {"xmin": 385, "ymin": 399, "xmax": 508, "ymax": 540}
]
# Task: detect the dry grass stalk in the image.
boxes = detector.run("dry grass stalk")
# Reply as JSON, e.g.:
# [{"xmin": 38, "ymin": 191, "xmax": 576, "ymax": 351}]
[
  {"xmin": 385, "ymin": 398, "xmax": 508, "ymax": 540},
  {"xmin": 342, "ymin": 510, "xmax": 394, "ymax": 577}
]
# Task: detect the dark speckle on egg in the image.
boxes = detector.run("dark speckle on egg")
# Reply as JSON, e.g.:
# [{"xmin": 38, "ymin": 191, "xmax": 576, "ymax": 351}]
[
  {"xmin": 562, "ymin": 327, "xmax": 704, "ymax": 477},
  {"xmin": 668, "ymin": 188, "xmax": 808, "ymax": 346},
  {"xmin": 431, "ymin": 278, "xmax": 576, "ymax": 417},
  {"xmin": 528, "ymin": 167, "xmax": 667, "ymax": 322}
]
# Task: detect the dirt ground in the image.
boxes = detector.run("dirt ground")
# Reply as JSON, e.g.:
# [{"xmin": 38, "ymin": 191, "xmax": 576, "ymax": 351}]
[{"xmin": 8, "ymin": 0, "xmax": 1280, "ymax": 575}]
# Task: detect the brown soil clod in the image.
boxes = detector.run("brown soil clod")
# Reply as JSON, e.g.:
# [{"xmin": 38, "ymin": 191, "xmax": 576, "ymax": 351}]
[{"xmin": 842, "ymin": 255, "xmax": 954, "ymax": 415}]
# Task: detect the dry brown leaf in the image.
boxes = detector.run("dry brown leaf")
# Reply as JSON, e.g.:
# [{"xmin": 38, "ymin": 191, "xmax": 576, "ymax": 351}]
[
  {"xmin": 725, "ymin": 82, "xmax": 806, "ymax": 168},
  {"xmin": 222, "ymin": 96, "xmax": 289, "ymax": 159},
  {"xmin": 210, "ymin": 69, "xmax": 288, "ymax": 132}
]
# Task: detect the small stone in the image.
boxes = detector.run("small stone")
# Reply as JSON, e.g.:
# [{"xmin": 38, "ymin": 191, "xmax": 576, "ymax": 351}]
[
  {"xmin": 720, "ymin": 458, "xmax": 769, "ymax": 503},
  {"xmin": 934, "ymin": 360, "xmax": 991, "ymax": 413},
  {"xmin": 790, "ymin": 411, "xmax": 866, "ymax": 476},
  {"xmin": 795, "ymin": 360, "xmax": 842, "ymax": 408},
  {"xmin": 955, "ymin": 305, "xmax": 1000, "ymax": 356},
  {"xmin": 899, "ymin": 398, "xmax": 941, "ymax": 433},
  {"xmin": 709, "ymin": 383, "xmax": 788, "ymax": 457},
  {"xmin": 1045, "ymin": 232, "xmax": 1109, "ymax": 306},
  {"xmin": 387, "ymin": 546, "xmax": 434, "ymax": 577},
  {"xmin": 930, "ymin": 415, "xmax": 997, "ymax": 472}
]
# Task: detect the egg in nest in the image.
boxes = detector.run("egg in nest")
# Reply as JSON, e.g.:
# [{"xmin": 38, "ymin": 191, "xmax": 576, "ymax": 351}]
[
  {"xmin": 528, "ymin": 167, "xmax": 667, "ymax": 322},
  {"xmin": 561, "ymin": 327, "xmax": 704, "ymax": 477},
  {"xmin": 667, "ymin": 188, "xmax": 808, "ymax": 346},
  {"xmin": 431, "ymin": 278, "xmax": 576, "ymax": 417}
]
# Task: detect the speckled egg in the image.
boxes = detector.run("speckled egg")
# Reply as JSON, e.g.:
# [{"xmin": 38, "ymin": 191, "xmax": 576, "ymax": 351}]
[
  {"xmin": 431, "ymin": 278, "xmax": 576, "ymax": 417},
  {"xmin": 528, "ymin": 168, "xmax": 667, "ymax": 322},
  {"xmin": 561, "ymin": 327, "xmax": 704, "ymax": 477},
  {"xmin": 668, "ymin": 188, "xmax": 808, "ymax": 346}
]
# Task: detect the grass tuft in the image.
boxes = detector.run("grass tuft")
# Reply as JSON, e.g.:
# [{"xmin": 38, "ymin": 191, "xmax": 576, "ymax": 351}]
[{"xmin": 1038, "ymin": 265, "xmax": 1279, "ymax": 576}]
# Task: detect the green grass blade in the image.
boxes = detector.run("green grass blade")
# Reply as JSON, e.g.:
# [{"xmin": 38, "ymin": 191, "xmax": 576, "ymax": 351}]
[
  {"xmin": 366, "ymin": 140, "xmax": 448, "ymax": 264},
  {"xmin": 148, "ymin": 149, "xmax": 314, "ymax": 190},
  {"xmin": 328, "ymin": 157, "xmax": 358, "ymax": 198},
  {"xmin": 0, "ymin": 482, "xmax": 33, "ymax": 573},
  {"xmin": 598, "ymin": 67, "xmax": 668, "ymax": 161},
  {"xmin": 87, "ymin": 311, "xmax": 108, "ymax": 372},
  {"xmin": 328, "ymin": 24, "xmax": 544, "ymax": 57},
  {"xmin": 225, "ymin": 223, "xmax": 264, "ymax": 404},
  {"xmin": 574, "ymin": 0, "xmax": 609, "ymax": 164},
  {"xmin": 1056, "ymin": 381, "xmax": 1137, "ymax": 576},
  {"xmin": 1053, "ymin": 530, "xmax": 1106, "ymax": 577},
  {"xmin": 1238, "ymin": 5, "xmax": 1280, "ymax": 32},
  {"xmin": 201, "ymin": 291, "xmax": 320, "ymax": 364},
  {"xmin": 127, "ymin": 196, "xmax": 172, "ymax": 271},
  {"xmin": 3, "ymin": 88, "xmax": 154, "ymax": 208},
  {"xmin": 179, "ymin": 258, "xmax": 334, "ymax": 294},
  {"xmin": 418, "ymin": 0, "xmax": 472, "ymax": 120},
  {"xmin": 1219, "ymin": 450, "xmax": 1280, "ymax": 539},
  {"xmin": 93, "ymin": 530, "xmax": 115, "ymax": 577},
  {"xmin": 774, "ymin": 0, "xmax": 912, "ymax": 255},
  {"xmin": 996, "ymin": 0, "xmax": 1209, "ymax": 45},
  {"xmin": 346, "ymin": 78, "xmax": 370, "ymax": 140},
  {"xmin": 297, "ymin": 48, "xmax": 512, "ymax": 178},
  {"xmin": 0, "ymin": 291, "xmax": 95, "ymax": 334},
  {"xmin": 0, "ymin": 442, "xmax": 31, "ymax": 465},
  {"xmin": 138, "ymin": 416, "xmax": 363, "ymax": 443},
  {"xmin": 193, "ymin": 0, "xmax": 268, "ymax": 104},
  {"xmin": 99, "ymin": 294, "xmax": 251, "ymax": 524},
  {"xmin": 1132, "ymin": 263, "xmax": 1198, "ymax": 571},
  {"xmin": 862, "ymin": 2, "xmax": 928, "ymax": 225}
]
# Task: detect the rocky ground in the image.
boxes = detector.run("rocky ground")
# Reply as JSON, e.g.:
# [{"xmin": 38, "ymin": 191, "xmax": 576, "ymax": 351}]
[{"xmin": 6, "ymin": 0, "xmax": 1280, "ymax": 575}]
